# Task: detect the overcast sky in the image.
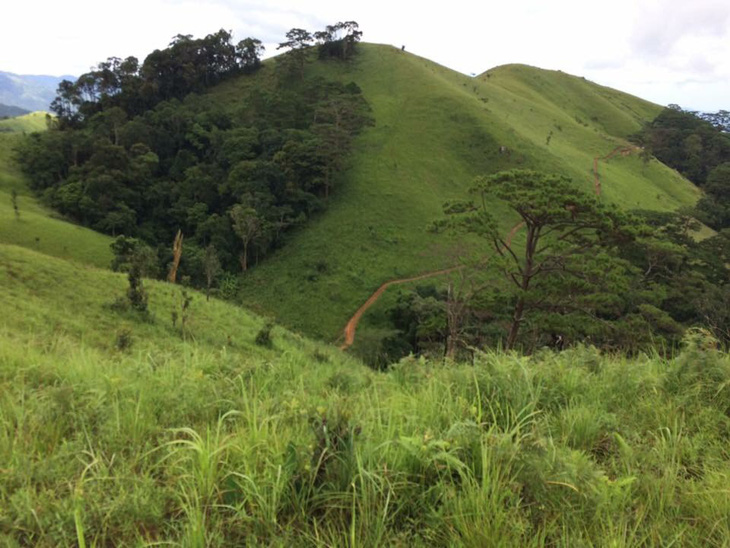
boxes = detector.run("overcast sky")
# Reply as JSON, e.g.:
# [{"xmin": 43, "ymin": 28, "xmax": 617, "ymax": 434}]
[{"xmin": 4, "ymin": 0, "xmax": 729, "ymax": 111}]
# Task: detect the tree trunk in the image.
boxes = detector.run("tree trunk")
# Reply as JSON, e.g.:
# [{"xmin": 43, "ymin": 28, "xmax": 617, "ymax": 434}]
[
  {"xmin": 505, "ymin": 224, "xmax": 536, "ymax": 350},
  {"xmin": 240, "ymin": 245, "xmax": 248, "ymax": 272},
  {"xmin": 505, "ymin": 297, "xmax": 525, "ymax": 351},
  {"xmin": 167, "ymin": 230, "xmax": 184, "ymax": 284}
]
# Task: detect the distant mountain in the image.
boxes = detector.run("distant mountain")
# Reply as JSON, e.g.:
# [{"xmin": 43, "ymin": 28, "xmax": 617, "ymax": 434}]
[
  {"xmin": 0, "ymin": 103, "xmax": 30, "ymax": 118},
  {"xmin": 0, "ymin": 71, "xmax": 75, "ymax": 112}
]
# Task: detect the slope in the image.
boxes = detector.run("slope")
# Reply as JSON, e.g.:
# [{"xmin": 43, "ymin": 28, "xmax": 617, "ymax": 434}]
[
  {"xmin": 0, "ymin": 128, "xmax": 112, "ymax": 268},
  {"xmin": 222, "ymin": 44, "xmax": 700, "ymax": 341},
  {"xmin": 0, "ymin": 111, "xmax": 48, "ymax": 133},
  {"xmin": 3, "ymin": 242, "xmax": 730, "ymax": 546}
]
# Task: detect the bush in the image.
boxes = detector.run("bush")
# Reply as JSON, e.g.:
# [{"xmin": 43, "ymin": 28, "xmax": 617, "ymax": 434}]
[
  {"xmin": 115, "ymin": 327, "xmax": 133, "ymax": 351},
  {"xmin": 255, "ymin": 321, "xmax": 274, "ymax": 347}
]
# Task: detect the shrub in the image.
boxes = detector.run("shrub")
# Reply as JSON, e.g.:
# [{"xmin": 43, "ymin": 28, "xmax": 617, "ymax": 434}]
[
  {"xmin": 255, "ymin": 321, "xmax": 274, "ymax": 347},
  {"xmin": 115, "ymin": 327, "xmax": 133, "ymax": 351}
]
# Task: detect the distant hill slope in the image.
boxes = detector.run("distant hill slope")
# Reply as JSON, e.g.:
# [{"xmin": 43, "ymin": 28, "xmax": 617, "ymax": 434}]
[
  {"xmin": 0, "ymin": 103, "xmax": 30, "ymax": 118},
  {"xmin": 0, "ymin": 70, "xmax": 72, "ymax": 112},
  {"xmin": 213, "ymin": 44, "xmax": 700, "ymax": 340},
  {"xmin": 0, "ymin": 111, "xmax": 48, "ymax": 133},
  {"xmin": 0, "ymin": 129, "xmax": 112, "ymax": 268}
]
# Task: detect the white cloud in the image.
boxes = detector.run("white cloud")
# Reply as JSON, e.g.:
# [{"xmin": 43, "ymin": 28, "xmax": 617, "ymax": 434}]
[{"xmin": 3, "ymin": 0, "xmax": 729, "ymax": 110}]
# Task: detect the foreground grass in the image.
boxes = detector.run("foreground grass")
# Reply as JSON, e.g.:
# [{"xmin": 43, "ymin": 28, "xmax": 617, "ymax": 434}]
[{"xmin": 2, "ymin": 244, "xmax": 729, "ymax": 546}]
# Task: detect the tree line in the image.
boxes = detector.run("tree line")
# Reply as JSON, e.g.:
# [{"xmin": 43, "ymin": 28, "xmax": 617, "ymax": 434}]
[
  {"xmin": 16, "ymin": 23, "xmax": 371, "ymax": 288},
  {"xmin": 374, "ymin": 169, "xmax": 730, "ymax": 366},
  {"xmin": 632, "ymin": 105, "xmax": 730, "ymax": 231}
]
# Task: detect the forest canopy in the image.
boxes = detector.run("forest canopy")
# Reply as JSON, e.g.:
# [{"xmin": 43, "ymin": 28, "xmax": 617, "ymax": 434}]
[{"xmin": 16, "ymin": 23, "xmax": 370, "ymax": 285}]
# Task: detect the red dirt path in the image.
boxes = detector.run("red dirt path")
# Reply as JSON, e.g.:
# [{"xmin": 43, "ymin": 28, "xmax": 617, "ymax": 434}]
[
  {"xmin": 339, "ymin": 220, "xmax": 524, "ymax": 350},
  {"xmin": 593, "ymin": 146, "xmax": 637, "ymax": 195}
]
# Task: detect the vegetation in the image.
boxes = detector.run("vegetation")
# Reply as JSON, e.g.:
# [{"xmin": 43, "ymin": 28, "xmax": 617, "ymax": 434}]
[
  {"xmin": 232, "ymin": 48, "xmax": 703, "ymax": 343},
  {"xmin": 0, "ymin": 131, "xmax": 112, "ymax": 267},
  {"xmin": 2, "ymin": 22, "xmax": 730, "ymax": 546},
  {"xmin": 0, "ymin": 112, "xmax": 48, "ymax": 133},
  {"xmin": 16, "ymin": 26, "xmax": 371, "ymax": 285},
  {"xmin": 2, "ymin": 243, "xmax": 730, "ymax": 545},
  {"xmin": 632, "ymin": 105, "xmax": 730, "ymax": 231}
]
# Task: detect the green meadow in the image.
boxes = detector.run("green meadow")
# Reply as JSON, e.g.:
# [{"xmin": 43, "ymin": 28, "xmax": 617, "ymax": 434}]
[{"xmin": 2, "ymin": 243, "xmax": 730, "ymax": 546}]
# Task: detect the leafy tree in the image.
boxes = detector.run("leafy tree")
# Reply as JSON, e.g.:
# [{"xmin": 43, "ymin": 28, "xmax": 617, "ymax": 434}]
[
  {"xmin": 229, "ymin": 203, "xmax": 263, "ymax": 271},
  {"xmin": 203, "ymin": 244, "xmax": 222, "ymax": 300},
  {"xmin": 277, "ymin": 28, "xmax": 313, "ymax": 79},
  {"xmin": 236, "ymin": 38, "xmax": 265, "ymax": 74},
  {"xmin": 315, "ymin": 21, "xmax": 363, "ymax": 60},
  {"xmin": 442, "ymin": 169, "xmax": 640, "ymax": 350},
  {"xmin": 696, "ymin": 163, "xmax": 730, "ymax": 229}
]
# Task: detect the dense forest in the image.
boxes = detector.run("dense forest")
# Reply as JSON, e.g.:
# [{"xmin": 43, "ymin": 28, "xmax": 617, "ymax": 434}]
[
  {"xmin": 16, "ymin": 23, "xmax": 371, "ymax": 284},
  {"xmin": 632, "ymin": 105, "xmax": 730, "ymax": 230}
]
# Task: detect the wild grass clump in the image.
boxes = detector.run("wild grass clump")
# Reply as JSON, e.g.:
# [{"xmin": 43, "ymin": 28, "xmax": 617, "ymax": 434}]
[{"xmin": 2, "ymin": 245, "xmax": 730, "ymax": 545}]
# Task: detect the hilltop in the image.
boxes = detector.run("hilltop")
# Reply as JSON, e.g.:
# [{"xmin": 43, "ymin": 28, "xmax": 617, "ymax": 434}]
[{"xmin": 223, "ymin": 44, "xmax": 700, "ymax": 341}]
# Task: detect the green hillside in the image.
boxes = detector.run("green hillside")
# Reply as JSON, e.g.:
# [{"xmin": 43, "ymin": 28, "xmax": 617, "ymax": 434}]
[
  {"xmin": 0, "ymin": 130, "xmax": 112, "ymax": 268},
  {"xmin": 0, "ymin": 45, "xmax": 704, "ymax": 345},
  {"xmin": 2, "ymin": 242, "xmax": 730, "ymax": 545},
  {"xmin": 0, "ymin": 111, "xmax": 49, "ymax": 133},
  {"xmin": 222, "ymin": 45, "xmax": 700, "ymax": 340}
]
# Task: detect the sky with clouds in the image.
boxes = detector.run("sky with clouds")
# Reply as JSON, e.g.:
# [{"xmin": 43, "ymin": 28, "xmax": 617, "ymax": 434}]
[{"xmin": 4, "ymin": 0, "xmax": 729, "ymax": 111}]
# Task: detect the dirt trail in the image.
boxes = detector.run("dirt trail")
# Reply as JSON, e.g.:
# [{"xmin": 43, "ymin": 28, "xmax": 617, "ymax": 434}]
[
  {"xmin": 340, "ymin": 144, "xmax": 636, "ymax": 351},
  {"xmin": 593, "ymin": 145, "xmax": 637, "ymax": 195},
  {"xmin": 339, "ymin": 220, "xmax": 525, "ymax": 351},
  {"xmin": 339, "ymin": 266, "xmax": 461, "ymax": 350}
]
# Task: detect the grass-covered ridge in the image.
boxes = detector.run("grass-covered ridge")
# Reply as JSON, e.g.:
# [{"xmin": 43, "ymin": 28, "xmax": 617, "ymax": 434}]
[
  {"xmin": 0, "ymin": 130, "xmax": 112, "ymax": 268},
  {"xmin": 0, "ymin": 111, "xmax": 49, "ymax": 133},
  {"xmin": 227, "ymin": 45, "xmax": 701, "ymax": 340},
  {"xmin": 2, "ymin": 243, "xmax": 730, "ymax": 545}
]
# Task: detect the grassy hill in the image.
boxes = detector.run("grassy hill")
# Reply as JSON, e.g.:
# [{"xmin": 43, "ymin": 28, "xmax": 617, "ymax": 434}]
[
  {"xmin": 0, "ymin": 111, "xmax": 48, "ymax": 133},
  {"xmin": 2, "ymin": 242, "xmax": 730, "ymax": 545},
  {"xmin": 0, "ymin": 46, "xmax": 704, "ymax": 346},
  {"xmin": 214, "ymin": 45, "xmax": 700, "ymax": 341},
  {"xmin": 0, "ymin": 125, "xmax": 112, "ymax": 268}
]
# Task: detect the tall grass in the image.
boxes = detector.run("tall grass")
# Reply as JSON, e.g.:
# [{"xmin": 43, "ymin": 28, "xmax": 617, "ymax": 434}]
[{"xmin": 1, "ymin": 244, "xmax": 730, "ymax": 545}]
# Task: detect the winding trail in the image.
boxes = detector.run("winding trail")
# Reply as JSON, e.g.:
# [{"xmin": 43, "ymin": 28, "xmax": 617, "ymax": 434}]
[
  {"xmin": 339, "ymin": 267, "xmax": 462, "ymax": 350},
  {"xmin": 593, "ymin": 145, "xmax": 638, "ymax": 195},
  {"xmin": 339, "ymin": 144, "xmax": 637, "ymax": 350},
  {"xmin": 339, "ymin": 220, "xmax": 524, "ymax": 350}
]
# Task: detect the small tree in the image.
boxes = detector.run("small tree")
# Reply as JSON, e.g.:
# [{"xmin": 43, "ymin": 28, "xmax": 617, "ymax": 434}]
[
  {"xmin": 442, "ymin": 169, "xmax": 640, "ymax": 350},
  {"xmin": 203, "ymin": 244, "xmax": 222, "ymax": 301},
  {"xmin": 315, "ymin": 21, "xmax": 363, "ymax": 61},
  {"xmin": 277, "ymin": 28, "xmax": 313, "ymax": 79},
  {"xmin": 229, "ymin": 203, "xmax": 262, "ymax": 272},
  {"xmin": 236, "ymin": 38, "xmax": 265, "ymax": 74},
  {"xmin": 109, "ymin": 236, "xmax": 158, "ymax": 314},
  {"xmin": 11, "ymin": 189, "xmax": 19, "ymax": 219}
]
